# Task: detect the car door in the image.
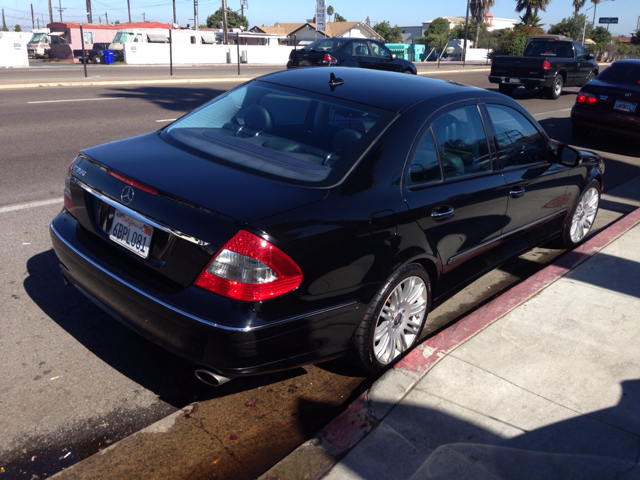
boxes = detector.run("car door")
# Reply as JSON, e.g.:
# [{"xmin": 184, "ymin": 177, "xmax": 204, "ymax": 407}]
[
  {"xmin": 573, "ymin": 42, "xmax": 593, "ymax": 85},
  {"xmin": 483, "ymin": 102, "xmax": 571, "ymax": 259},
  {"xmin": 403, "ymin": 103, "xmax": 509, "ymax": 296},
  {"xmin": 369, "ymin": 41, "xmax": 402, "ymax": 72},
  {"xmin": 351, "ymin": 39, "xmax": 377, "ymax": 70}
]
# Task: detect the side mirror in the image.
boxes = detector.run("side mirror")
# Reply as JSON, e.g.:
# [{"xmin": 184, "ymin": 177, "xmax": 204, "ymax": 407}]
[
  {"xmin": 587, "ymin": 53, "xmax": 595, "ymax": 60},
  {"xmin": 391, "ymin": 53, "xmax": 397, "ymax": 60},
  {"xmin": 557, "ymin": 144, "xmax": 581, "ymax": 167}
]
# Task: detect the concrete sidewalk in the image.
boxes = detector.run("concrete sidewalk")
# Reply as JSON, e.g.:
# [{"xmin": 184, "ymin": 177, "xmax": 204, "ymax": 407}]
[{"xmin": 263, "ymin": 208, "xmax": 640, "ymax": 480}]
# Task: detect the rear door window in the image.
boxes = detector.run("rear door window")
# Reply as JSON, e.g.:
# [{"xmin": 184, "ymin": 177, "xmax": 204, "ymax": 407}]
[{"xmin": 485, "ymin": 104, "xmax": 549, "ymax": 168}]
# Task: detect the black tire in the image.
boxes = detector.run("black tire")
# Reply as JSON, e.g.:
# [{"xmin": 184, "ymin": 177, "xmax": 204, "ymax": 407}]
[
  {"xmin": 352, "ymin": 263, "xmax": 431, "ymax": 374},
  {"xmin": 571, "ymin": 124, "xmax": 589, "ymax": 139},
  {"xmin": 92, "ymin": 55, "xmax": 102, "ymax": 64},
  {"xmin": 545, "ymin": 75, "xmax": 564, "ymax": 100},
  {"xmin": 402, "ymin": 68, "xmax": 416, "ymax": 74},
  {"xmin": 560, "ymin": 180, "xmax": 600, "ymax": 249},
  {"xmin": 499, "ymin": 83, "xmax": 515, "ymax": 96}
]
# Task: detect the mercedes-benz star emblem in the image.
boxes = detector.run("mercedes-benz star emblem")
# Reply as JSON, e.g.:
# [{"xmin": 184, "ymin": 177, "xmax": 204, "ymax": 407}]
[{"xmin": 121, "ymin": 186, "xmax": 134, "ymax": 205}]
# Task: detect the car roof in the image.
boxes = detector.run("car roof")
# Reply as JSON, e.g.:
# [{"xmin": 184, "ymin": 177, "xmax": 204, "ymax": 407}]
[
  {"xmin": 256, "ymin": 67, "xmax": 501, "ymax": 113},
  {"xmin": 614, "ymin": 58, "xmax": 640, "ymax": 65}
]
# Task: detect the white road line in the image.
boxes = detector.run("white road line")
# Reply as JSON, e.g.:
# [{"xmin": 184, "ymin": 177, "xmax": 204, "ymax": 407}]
[
  {"xmin": 0, "ymin": 198, "xmax": 63, "ymax": 214},
  {"xmin": 28, "ymin": 97, "xmax": 125, "ymax": 104},
  {"xmin": 156, "ymin": 118, "xmax": 177, "ymax": 123},
  {"xmin": 533, "ymin": 108, "xmax": 571, "ymax": 117}
]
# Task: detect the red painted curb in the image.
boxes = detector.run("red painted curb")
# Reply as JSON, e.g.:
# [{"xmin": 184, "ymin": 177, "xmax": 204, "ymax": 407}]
[{"xmin": 318, "ymin": 208, "xmax": 640, "ymax": 455}]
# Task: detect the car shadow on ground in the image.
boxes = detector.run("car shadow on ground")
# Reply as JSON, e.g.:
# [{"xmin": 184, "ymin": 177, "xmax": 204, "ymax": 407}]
[
  {"xmin": 101, "ymin": 85, "xmax": 229, "ymax": 114},
  {"xmin": 297, "ymin": 379, "xmax": 640, "ymax": 479},
  {"xmin": 23, "ymin": 249, "xmax": 307, "ymax": 408}
]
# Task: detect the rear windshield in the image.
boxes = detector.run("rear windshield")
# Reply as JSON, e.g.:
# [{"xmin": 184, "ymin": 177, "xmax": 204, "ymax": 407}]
[
  {"xmin": 524, "ymin": 41, "xmax": 574, "ymax": 57},
  {"xmin": 596, "ymin": 63, "xmax": 640, "ymax": 85},
  {"xmin": 161, "ymin": 81, "xmax": 394, "ymax": 187},
  {"xmin": 301, "ymin": 38, "xmax": 348, "ymax": 53}
]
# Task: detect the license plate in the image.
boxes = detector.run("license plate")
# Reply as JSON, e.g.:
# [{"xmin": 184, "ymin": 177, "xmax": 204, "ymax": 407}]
[
  {"xmin": 508, "ymin": 77, "xmax": 520, "ymax": 84},
  {"xmin": 109, "ymin": 210, "xmax": 153, "ymax": 258},
  {"xmin": 614, "ymin": 99, "xmax": 637, "ymax": 113}
]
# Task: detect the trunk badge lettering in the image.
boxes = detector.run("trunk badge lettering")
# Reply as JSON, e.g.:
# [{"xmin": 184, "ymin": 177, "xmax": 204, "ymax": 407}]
[{"xmin": 121, "ymin": 186, "xmax": 134, "ymax": 205}]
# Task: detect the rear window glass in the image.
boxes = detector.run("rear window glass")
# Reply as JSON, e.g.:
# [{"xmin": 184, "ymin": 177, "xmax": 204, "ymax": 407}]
[
  {"xmin": 596, "ymin": 63, "xmax": 640, "ymax": 85},
  {"xmin": 302, "ymin": 38, "xmax": 348, "ymax": 53},
  {"xmin": 524, "ymin": 41, "xmax": 573, "ymax": 57},
  {"xmin": 161, "ymin": 81, "xmax": 393, "ymax": 187}
]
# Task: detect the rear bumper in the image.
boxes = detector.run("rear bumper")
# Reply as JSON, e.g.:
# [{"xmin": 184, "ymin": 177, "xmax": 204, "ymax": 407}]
[
  {"xmin": 488, "ymin": 75, "xmax": 552, "ymax": 88},
  {"xmin": 571, "ymin": 105, "xmax": 640, "ymax": 139},
  {"xmin": 50, "ymin": 212, "xmax": 358, "ymax": 376}
]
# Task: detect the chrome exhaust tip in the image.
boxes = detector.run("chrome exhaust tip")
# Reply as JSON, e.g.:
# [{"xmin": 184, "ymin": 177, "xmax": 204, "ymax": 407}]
[{"xmin": 194, "ymin": 369, "xmax": 232, "ymax": 387}]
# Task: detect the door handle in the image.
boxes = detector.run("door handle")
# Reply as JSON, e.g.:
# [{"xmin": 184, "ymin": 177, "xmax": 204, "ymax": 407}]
[
  {"xmin": 510, "ymin": 187, "xmax": 525, "ymax": 198},
  {"xmin": 431, "ymin": 206, "xmax": 454, "ymax": 220}
]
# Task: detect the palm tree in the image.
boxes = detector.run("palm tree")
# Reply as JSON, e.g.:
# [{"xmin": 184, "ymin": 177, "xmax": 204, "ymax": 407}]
[
  {"xmin": 327, "ymin": 5, "xmax": 334, "ymax": 23},
  {"xmin": 573, "ymin": 0, "xmax": 586, "ymax": 16},
  {"xmin": 515, "ymin": 0, "xmax": 552, "ymax": 26},
  {"xmin": 470, "ymin": 0, "xmax": 495, "ymax": 48}
]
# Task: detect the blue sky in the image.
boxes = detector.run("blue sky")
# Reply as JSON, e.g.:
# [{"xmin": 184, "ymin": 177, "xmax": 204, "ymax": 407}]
[{"xmin": 4, "ymin": 0, "xmax": 638, "ymax": 37}]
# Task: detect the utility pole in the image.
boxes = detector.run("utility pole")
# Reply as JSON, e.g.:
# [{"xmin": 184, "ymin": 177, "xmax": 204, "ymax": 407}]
[
  {"xmin": 142, "ymin": 12, "xmax": 145, "ymax": 22},
  {"xmin": 31, "ymin": 4, "xmax": 35, "ymax": 29},
  {"xmin": 2, "ymin": 9, "xmax": 6, "ymax": 31},
  {"xmin": 127, "ymin": 0, "xmax": 131, "ymax": 23},
  {"xmin": 173, "ymin": 0, "xmax": 176, "ymax": 25},
  {"xmin": 222, "ymin": 0, "xmax": 228, "ymax": 43},
  {"xmin": 48, "ymin": 0, "xmax": 53, "ymax": 24},
  {"xmin": 85, "ymin": 0, "xmax": 92, "ymax": 23},
  {"xmin": 56, "ymin": 0, "xmax": 65, "ymax": 22},
  {"xmin": 105, "ymin": 12, "xmax": 108, "ymax": 24},
  {"xmin": 194, "ymin": 0, "xmax": 199, "ymax": 30}
]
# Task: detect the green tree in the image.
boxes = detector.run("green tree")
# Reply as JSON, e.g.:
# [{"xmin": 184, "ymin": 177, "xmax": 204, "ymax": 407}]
[
  {"xmin": 373, "ymin": 21, "xmax": 402, "ymax": 43},
  {"xmin": 548, "ymin": 14, "xmax": 590, "ymax": 40},
  {"xmin": 591, "ymin": 25, "xmax": 611, "ymax": 44},
  {"xmin": 327, "ymin": 5, "xmax": 334, "ymax": 22},
  {"xmin": 206, "ymin": 7, "xmax": 249, "ymax": 29},
  {"xmin": 470, "ymin": 0, "xmax": 494, "ymax": 48},
  {"xmin": 515, "ymin": 0, "xmax": 552, "ymax": 27},
  {"xmin": 420, "ymin": 17, "xmax": 451, "ymax": 53},
  {"xmin": 494, "ymin": 24, "xmax": 544, "ymax": 55},
  {"xmin": 14, "ymin": 24, "xmax": 22, "ymax": 32},
  {"xmin": 632, "ymin": 29, "xmax": 640, "ymax": 45},
  {"xmin": 115, "ymin": 20, "xmax": 120, "ymax": 25},
  {"xmin": 335, "ymin": 13, "xmax": 346, "ymax": 22}
]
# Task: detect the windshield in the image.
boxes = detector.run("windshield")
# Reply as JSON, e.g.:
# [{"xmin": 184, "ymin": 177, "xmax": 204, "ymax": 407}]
[
  {"xmin": 112, "ymin": 32, "xmax": 134, "ymax": 43},
  {"xmin": 161, "ymin": 81, "xmax": 394, "ymax": 187},
  {"xmin": 302, "ymin": 38, "xmax": 348, "ymax": 53},
  {"xmin": 524, "ymin": 41, "xmax": 574, "ymax": 57},
  {"xmin": 29, "ymin": 33, "xmax": 46, "ymax": 43},
  {"xmin": 596, "ymin": 63, "xmax": 640, "ymax": 85}
]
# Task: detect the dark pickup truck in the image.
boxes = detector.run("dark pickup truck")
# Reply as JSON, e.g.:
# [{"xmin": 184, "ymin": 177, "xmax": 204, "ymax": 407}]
[
  {"xmin": 73, "ymin": 43, "xmax": 111, "ymax": 64},
  {"xmin": 489, "ymin": 39, "xmax": 599, "ymax": 99}
]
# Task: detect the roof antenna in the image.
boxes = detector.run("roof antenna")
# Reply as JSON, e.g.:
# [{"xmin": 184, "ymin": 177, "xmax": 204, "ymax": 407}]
[{"xmin": 328, "ymin": 72, "xmax": 344, "ymax": 91}]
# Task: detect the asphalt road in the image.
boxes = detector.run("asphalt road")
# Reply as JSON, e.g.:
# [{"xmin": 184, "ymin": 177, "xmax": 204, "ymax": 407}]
[{"xmin": 1, "ymin": 68, "xmax": 638, "ymax": 479}]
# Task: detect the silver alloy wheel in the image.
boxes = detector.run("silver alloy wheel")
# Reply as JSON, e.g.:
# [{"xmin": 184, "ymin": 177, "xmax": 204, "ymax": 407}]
[
  {"xmin": 553, "ymin": 78, "xmax": 563, "ymax": 96},
  {"xmin": 373, "ymin": 276, "xmax": 427, "ymax": 365},
  {"xmin": 570, "ymin": 186, "xmax": 599, "ymax": 243}
]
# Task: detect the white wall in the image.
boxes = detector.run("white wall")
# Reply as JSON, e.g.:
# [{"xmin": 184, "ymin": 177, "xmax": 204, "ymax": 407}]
[
  {"xmin": 124, "ymin": 42, "xmax": 291, "ymax": 65},
  {"xmin": 0, "ymin": 32, "xmax": 29, "ymax": 68}
]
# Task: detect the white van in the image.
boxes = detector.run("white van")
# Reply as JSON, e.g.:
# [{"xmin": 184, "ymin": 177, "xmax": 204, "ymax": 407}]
[
  {"xmin": 27, "ymin": 29, "xmax": 51, "ymax": 58},
  {"xmin": 109, "ymin": 28, "xmax": 169, "ymax": 60}
]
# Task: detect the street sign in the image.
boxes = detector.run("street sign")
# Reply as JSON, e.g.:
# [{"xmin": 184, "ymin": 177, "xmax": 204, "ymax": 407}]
[
  {"xmin": 599, "ymin": 17, "xmax": 619, "ymax": 24},
  {"xmin": 316, "ymin": 0, "xmax": 326, "ymax": 31}
]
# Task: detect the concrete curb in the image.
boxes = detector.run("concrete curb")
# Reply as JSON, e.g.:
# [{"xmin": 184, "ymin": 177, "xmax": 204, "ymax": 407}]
[{"xmin": 260, "ymin": 206, "xmax": 640, "ymax": 480}]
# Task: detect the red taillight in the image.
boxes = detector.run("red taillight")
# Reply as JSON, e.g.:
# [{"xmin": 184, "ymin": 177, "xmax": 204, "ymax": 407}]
[
  {"xmin": 194, "ymin": 230, "xmax": 303, "ymax": 302},
  {"xmin": 322, "ymin": 54, "xmax": 337, "ymax": 64},
  {"xmin": 64, "ymin": 158, "xmax": 77, "ymax": 218},
  {"xmin": 108, "ymin": 170, "xmax": 158, "ymax": 195},
  {"xmin": 576, "ymin": 93, "xmax": 597, "ymax": 105},
  {"xmin": 542, "ymin": 60, "xmax": 551, "ymax": 70}
]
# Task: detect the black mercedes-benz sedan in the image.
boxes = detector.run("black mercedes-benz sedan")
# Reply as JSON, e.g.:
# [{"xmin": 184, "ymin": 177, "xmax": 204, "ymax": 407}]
[
  {"xmin": 287, "ymin": 37, "xmax": 417, "ymax": 74},
  {"xmin": 50, "ymin": 68, "xmax": 603, "ymax": 385},
  {"xmin": 571, "ymin": 59, "xmax": 640, "ymax": 140}
]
